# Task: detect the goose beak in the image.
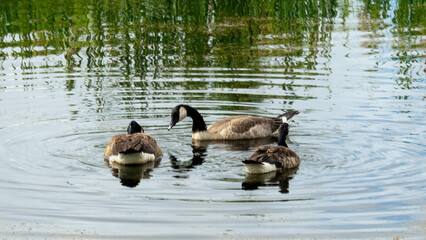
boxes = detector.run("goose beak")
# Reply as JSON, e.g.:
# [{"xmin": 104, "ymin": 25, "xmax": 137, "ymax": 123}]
[{"xmin": 168, "ymin": 120, "xmax": 177, "ymax": 131}]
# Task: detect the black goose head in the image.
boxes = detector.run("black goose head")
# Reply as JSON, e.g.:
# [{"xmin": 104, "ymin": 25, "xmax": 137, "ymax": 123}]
[
  {"xmin": 168, "ymin": 104, "xmax": 188, "ymax": 131},
  {"xmin": 127, "ymin": 121, "xmax": 144, "ymax": 134}
]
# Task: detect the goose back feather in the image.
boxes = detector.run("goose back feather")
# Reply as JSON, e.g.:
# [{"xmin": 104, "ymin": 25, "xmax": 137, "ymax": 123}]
[{"xmin": 204, "ymin": 116, "xmax": 277, "ymax": 140}]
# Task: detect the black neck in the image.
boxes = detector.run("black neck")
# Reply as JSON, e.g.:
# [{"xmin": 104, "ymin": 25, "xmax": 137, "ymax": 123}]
[
  {"xmin": 185, "ymin": 105, "xmax": 207, "ymax": 132},
  {"xmin": 277, "ymin": 125, "xmax": 289, "ymax": 147},
  {"xmin": 277, "ymin": 135, "xmax": 288, "ymax": 147},
  {"xmin": 128, "ymin": 121, "xmax": 143, "ymax": 134}
]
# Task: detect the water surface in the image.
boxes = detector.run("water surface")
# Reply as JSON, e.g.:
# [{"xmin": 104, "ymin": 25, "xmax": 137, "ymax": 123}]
[{"xmin": 0, "ymin": 0, "xmax": 425, "ymax": 239}]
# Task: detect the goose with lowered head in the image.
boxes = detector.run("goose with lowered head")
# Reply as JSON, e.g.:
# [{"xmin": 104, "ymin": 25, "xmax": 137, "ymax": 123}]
[{"xmin": 168, "ymin": 104, "xmax": 299, "ymax": 140}]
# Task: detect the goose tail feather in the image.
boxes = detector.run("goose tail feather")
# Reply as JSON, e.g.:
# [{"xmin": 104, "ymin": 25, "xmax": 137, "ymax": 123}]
[
  {"xmin": 277, "ymin": 110, "xmax": 299, "ymax": 123},
  {"xmin": 242, "ymin": 160, "xmax": 263, "ymax": 165}
]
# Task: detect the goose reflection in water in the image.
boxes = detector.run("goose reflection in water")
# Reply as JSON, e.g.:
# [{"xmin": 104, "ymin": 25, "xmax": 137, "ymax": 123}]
[
  {"xmin": 192, "ymin": 136, "xmax": 277, "ymax": 151},
  {"xmin": 169, "ymin": 137, "xmax": 277, "ymax": 173},
  {"xmin": 242, "ymin": 167, "xmax": 298, "ymax": 194},
  {"xmin": 105, "ymin": 159, "xmax": 161, "ymax": 188},
  {"xmin": 169, "ymin": 145, "xmax": 207, "ymax": 175}
]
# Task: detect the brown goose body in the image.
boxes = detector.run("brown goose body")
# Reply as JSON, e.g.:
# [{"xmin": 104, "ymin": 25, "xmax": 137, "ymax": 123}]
[
  {"xmin": 200, "ymin": 116, "xmax": 280, "ymax": 140},
  {"xmin": 168, "ymin": 104, "xmax": 299, "ymax": 140},
  {"xmin": 245, "ymin": 145, "xmax": 300, "ymax": 173},
  {"xmin": 104, "ymin": 122, "xmax": 162, "ymax": 165},
  {"xmin": 243, "ymin": 123, "xmax": 300, "ymax": 174}
]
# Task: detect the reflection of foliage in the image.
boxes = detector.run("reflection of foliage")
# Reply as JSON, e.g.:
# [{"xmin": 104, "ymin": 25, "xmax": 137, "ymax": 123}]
[
  {"xmin": 361, "ymin": 0, "xmax": 391, "ymax": 19},
  {"xmin": 2, "ymin": 0, "xmax": 343, "ymax": 107},
  {"xmin": 0, "ymin": 0, "xmax": 338, "ymax": 74},
  {"xmin": 395, "ymin": 77, "xmax": 416, "ymax": 90},
  {"xmin": 360, "ymin": 0, "xmax": 425, "ymax": 90},
  {"xmin": 1, "ymin": 0, "xmax": 423, "ymax": 103},
  {"xmin": 393, "ymin": 1, "xmax": 424, "ymax": 91},
  {"xmin": 393, "ymin": 0, "xmax": 425, "ymax": 29}
]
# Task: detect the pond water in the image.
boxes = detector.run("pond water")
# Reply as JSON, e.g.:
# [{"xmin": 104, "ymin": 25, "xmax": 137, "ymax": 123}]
[{"xmin": 0, "ymin": 0, "xmax": 425, "ymax": 239}]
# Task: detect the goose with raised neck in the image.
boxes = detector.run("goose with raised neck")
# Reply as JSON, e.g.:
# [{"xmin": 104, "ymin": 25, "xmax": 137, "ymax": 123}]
[{"xmin": 242, "ymin": 123, "xmax": 300, "ymax": 174}]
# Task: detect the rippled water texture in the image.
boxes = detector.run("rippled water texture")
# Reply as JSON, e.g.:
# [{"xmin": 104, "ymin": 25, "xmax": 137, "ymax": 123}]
[{"xmin": 0, "ymin": 0, "xmax": 425, "ymax": 239}]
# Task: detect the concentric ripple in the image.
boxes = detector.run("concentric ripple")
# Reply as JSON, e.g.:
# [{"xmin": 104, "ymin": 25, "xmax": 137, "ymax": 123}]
[{"xmin": 0, "ymin": 0, "xmax": 425, "ymax": 239}]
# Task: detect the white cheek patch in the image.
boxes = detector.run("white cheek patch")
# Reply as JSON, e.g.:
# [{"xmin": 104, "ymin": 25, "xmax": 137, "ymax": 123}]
[
  {"xmin": 281, "ymin": 116, "xmax": 288, "ymax": 123},
  {"xmin": 179, "ymin": 107, "xmax": 187, "ymax": 122}
]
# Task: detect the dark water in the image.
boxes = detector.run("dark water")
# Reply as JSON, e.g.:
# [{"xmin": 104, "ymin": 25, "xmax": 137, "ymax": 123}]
[{"xmin": 0, "ymin": 0, "xmax": 425, "ymax": 239}]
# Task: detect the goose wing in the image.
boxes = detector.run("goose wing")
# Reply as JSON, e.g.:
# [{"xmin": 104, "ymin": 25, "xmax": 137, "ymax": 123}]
[
  {"xmin": 246, "ymin": 145, "xmax": 273, "ymax": 162},
  {"xmin": 266, "ymin": 146, "xmax": 300, "ymax": 169},
  {"xmin": 208, "ymin": 116, "xmax": 276, "ymax": 137},
  {"xmin": 207, "ymin": 111, "xmax": 299, "ymax": 137},
  {"xmin": 104, "ymin": 133, "xmax": 162, "ymax": 159}
]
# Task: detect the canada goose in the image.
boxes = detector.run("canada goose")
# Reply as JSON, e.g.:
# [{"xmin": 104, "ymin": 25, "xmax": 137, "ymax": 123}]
[
  {"xmin": 168, "ymin": 104, "xmax": 299, "ymax": 140},
  {"xmin": 242, "ymin": 122, "xmax": 299, "ymax": 174},
  {"xmin": 104, "ymin": 121, "xmax": 162, "ymax": 165}
]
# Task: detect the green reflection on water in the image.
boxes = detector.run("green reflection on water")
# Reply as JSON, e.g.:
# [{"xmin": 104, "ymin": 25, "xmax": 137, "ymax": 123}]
[
  {"xmin": 0, "ymin": 0, "xmax": 339, "ymax": 71},
  {"xmin": 0, "ymin": 0, "xmax": 423, "ymax": 91}
]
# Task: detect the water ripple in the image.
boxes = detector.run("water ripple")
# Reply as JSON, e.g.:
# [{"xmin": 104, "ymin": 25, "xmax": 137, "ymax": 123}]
[{"xmin": 0, "ymin": 0, "xmax": 425, "ymax": 239}]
